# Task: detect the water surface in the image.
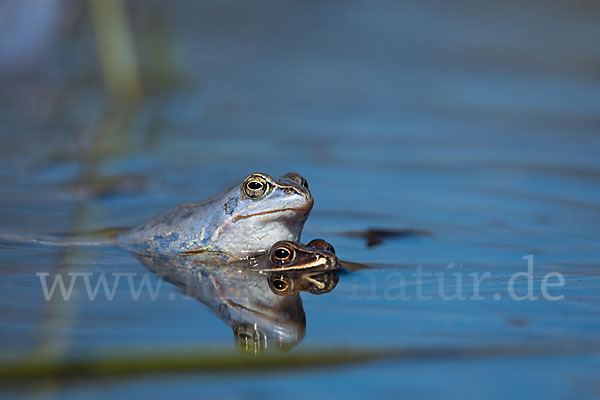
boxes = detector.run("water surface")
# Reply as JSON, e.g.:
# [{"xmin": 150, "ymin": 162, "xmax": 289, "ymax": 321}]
[{"xmin": 1, "ymin": 0, "xmax": 599, "ymax": 398}]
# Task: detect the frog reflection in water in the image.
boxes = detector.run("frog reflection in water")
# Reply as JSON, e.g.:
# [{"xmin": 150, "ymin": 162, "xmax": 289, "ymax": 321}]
[
  {"xmin": 118, "ymin": 172, "xmax": 313, "ymax": 258},
  {"xmin": 137, "ymin": 239, "xmax": 339, "ymax": 353},
  {"xmin": 254, "ymin": 239, "xmax": 339, "ymax": 296}
]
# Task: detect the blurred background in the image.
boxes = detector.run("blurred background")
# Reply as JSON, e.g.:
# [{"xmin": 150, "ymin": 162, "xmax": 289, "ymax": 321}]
[{"xmin": 1, "ymin": 0, "xmax": 599, "ymax": 398}]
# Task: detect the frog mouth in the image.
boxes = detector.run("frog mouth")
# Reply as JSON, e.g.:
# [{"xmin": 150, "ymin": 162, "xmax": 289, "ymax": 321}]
[
  {"xmin": 259, "ymin": 256, "xmax": 330, "ymax": 272},
  {"xmin": 232, "ymin": 206, "xmax": 311, "ymax": 223}
]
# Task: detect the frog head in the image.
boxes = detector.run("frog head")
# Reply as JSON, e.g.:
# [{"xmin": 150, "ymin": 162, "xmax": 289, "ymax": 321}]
[{"xmin": 208, "ymin": 172, "xmax": 313, "ymax": 257}]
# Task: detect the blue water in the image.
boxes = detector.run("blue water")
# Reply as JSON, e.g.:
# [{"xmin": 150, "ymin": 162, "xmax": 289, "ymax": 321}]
[{"xmin": 1, "ymin": 0, "xmax": 600, "ymax": 398}]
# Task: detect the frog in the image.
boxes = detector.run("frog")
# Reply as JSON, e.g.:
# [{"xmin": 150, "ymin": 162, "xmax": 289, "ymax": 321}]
[
  {"xmin": 117, "ymin": 172, "xmax": 313, "ymax": 258},
  {"xmin": 256, "ymin": 239, "xmax": 339, "ymax": 296},
  {"xmin": 251, "ymin": 238, "xmax": 338, "ymax": 273},
  {"xmin": 136, "ymin": 238, "xmax": 339, "ymax": 353}
]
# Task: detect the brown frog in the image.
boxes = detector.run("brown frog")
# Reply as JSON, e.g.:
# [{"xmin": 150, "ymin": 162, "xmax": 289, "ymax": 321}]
[{"xmin": 137, "ymin": 238, "xmax": 339, "ymax": 353}]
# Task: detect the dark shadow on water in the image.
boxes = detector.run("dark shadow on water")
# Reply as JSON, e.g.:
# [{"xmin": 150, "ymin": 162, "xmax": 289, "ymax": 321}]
[{"xmin": 335, "ymin": 227, "xmax": 434, "ymax": 248}]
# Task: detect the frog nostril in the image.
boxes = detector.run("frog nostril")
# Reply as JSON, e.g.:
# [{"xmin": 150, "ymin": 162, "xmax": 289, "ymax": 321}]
[
  {"xmin": 282, "ymin": 173, "xmax": 309, "ymax": 190},
  {"xmin": 300, "ymin": 177, "xmax": 308, "ymax": 190},
  {"xmin": 307, "ymin": 239, "xmax": 335, "ymax": 254}
]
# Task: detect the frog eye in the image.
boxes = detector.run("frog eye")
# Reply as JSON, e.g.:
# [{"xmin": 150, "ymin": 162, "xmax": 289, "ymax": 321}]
[
  {"xmin": 268, "ymin": 275, "xmax": 294, "ymax": 295},
  {"xmin": 271, "ymin": 278, "xmax": 289, "ymax": 292},
  {"xmin": 271, "ymin": 244, "xmax": 295, "ymax": 263},
  {"xmin": 243, "ymin": 176, "xmax": 268, "ymax": 198}
]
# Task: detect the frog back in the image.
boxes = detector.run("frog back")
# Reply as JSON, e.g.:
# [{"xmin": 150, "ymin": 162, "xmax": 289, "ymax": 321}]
[{"xmin": 116, "ymin": 200, "xmax": 219, "ymax": 255}]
